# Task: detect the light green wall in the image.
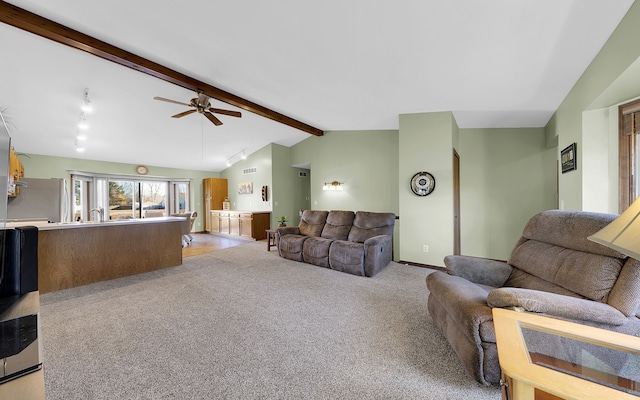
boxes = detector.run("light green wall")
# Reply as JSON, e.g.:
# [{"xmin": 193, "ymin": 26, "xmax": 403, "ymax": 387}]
[
  {"xmin": 546, "ymin": 1, "xmax": 640, "ymax": 211},
  {"xmin": 219, "ymin": 143, "xmax": 311, "ymax": 229},
  {"xmin": 459, "ymin": 128, "xmax": 557, "ymax": 259},
  {"xmin": 270, "ymin": 143, "xmax": 310, "ymax": 227},
  {"xmin": 290, "ymin": 130, "xmax": 400, "ymax": 258},
  {"xmin": 18, "ymin": 153, "xmax": 218, "ymax": 231},
  {"xmin": 399, "ymin": 112, "xmax": 457, "ymax": 266},
  {"xmin": 220, "ymin": 144, "xmax": 272, "ymax": 213},
  {"xmin": 290, "ymin": 130, "xmax": 399, "ymax": 213}
]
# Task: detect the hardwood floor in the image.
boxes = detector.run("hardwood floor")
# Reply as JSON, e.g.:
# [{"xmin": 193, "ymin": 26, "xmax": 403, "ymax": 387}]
[{"xmin": 182, "ymin": 233, "xmax": 260, "ymax": 257}]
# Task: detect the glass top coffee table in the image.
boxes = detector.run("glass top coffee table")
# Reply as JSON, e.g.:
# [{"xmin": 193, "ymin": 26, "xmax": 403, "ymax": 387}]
[{"xmin": 493, "ymin": 308, "xmax": 640, "ymax": 400}]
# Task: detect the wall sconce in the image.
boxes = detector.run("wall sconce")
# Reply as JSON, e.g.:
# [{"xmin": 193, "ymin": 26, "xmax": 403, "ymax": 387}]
[{"xmin": 323, "ymin": 181, "xmax": 343, "ymax": 191}]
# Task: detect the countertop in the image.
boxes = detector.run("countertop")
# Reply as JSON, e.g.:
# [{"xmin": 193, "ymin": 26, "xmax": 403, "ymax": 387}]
[
  {"xmin": 210, "ymin": 210, "xmax": 271, "ymax": 214},
  {"xmin": 5, "ymin": 216, "xmax": 186, "ymax": 231}
]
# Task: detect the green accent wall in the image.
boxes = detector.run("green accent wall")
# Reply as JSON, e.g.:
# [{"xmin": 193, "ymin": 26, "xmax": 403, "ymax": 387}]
[
  {"xmin": 220, "ymin": 144, "xmax": 272, "ymax": 213},
  {"xmin": 460, "ymin": 128, "xmax": 557, "ymax": 259},
  {"xmin": 399, "ymin": 112, "xmax": 457, "ymax": 265},
  {"xmin": 219, "ymin": 143, "xmax": 311, "ymax": 229},
  {"xmin": 290, "ymin": 130, "xmax": 400, "ymax": 213},
  {"xmin": 546, "ymin": 0, "xmax": 640, "ymax": 212}
]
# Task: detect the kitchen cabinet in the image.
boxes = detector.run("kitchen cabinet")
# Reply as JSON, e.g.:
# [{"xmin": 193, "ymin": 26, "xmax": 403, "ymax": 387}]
[
  {"xmin": 209, "ymin": 211, "xmax": 221, "ymax": 233},
  {"xmin": 209, "ymin": 211, "xmax": 270, "ymax": 240},
  {"xmin": 8, "ymin": 147, "xmax": 24, "ymax": 197},
  {"xmin": 203, "ymin": 178, "xmax": 228, "ymax": 232}
]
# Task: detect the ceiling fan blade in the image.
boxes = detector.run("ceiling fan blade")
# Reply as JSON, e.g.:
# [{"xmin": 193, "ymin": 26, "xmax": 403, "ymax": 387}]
[
  {"xmin": 204, "ymin": 111, "xmax": 223, "ymax": 126},
  {"xmin": 209, "ymin": 108, "xmax": 242, "ymax": 118},
  {"xmin": 171, "ymin": 109, "xmax": 197, "ymax": 118},
  {"xmin": 154, "ymin": 96, "xmax": 191, "ymax": 107}
]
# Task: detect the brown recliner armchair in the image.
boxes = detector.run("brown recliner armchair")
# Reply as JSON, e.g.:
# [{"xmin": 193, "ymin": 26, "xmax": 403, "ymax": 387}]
[{"xmin": 426, "ymin": 210, "xmax": 640, "ymax": 385}]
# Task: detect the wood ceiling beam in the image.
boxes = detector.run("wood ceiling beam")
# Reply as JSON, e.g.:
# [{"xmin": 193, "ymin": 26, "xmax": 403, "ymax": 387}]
[{"xmin": 0, "ymin": 1, "xmax": 324, "ymax": 137}]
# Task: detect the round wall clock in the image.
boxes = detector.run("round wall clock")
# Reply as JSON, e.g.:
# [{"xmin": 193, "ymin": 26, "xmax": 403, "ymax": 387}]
[
  {"xmin": 410, "ymin": 172, "xmax": 435, "ymax": 196},
  {"xmin": 136, "ymin": 165, "xmax": 148, "ymax": 175}
]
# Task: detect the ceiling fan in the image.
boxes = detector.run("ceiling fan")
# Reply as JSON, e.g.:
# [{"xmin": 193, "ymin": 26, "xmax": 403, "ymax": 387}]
[{"xmin": 153, "ymin": 92, "xmax": 242, "ymax": 126}]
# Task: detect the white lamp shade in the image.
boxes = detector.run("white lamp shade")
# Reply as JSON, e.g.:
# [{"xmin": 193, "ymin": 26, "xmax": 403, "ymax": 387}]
[{"xmin": 588, "ymin": 197, "xmax": 640, "ymax": 260}]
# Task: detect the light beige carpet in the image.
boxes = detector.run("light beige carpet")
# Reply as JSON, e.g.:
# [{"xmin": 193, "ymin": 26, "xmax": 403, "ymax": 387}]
[{"xmin": 40, "ymin": 241, "xmax": 500, "ymax": 399}]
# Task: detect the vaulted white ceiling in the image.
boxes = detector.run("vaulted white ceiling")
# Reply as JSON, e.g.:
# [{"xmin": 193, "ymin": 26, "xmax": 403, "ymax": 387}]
[{"xmin": 0, "ymin": 0, "xmax": 635, "ymax": 172}]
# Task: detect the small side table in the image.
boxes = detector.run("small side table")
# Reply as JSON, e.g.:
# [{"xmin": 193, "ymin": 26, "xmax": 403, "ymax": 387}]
[{"xmin": 266, "ymin": 229, "xmax": 276, "ymax": 251}]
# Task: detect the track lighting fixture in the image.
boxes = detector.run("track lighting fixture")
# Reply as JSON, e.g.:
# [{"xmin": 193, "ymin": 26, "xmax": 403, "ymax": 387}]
[
  {"xmin": 75, "ymin": 139, "xmax": 85, "ymax": 152},
  {"xmin": 225, "ymin": 149, "xmax": 248, "ymax": 167},
  {"xmin": 78, "ymin": 112, "xmax": 88, "ymax": 130},
  {"xmin": 81, "ymin": 88, "xmax": 93, "ymax": 112}
]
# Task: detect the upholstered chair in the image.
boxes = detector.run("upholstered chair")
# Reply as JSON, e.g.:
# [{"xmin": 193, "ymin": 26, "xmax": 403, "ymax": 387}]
[{"xmin": 426, "ymin": 210, "xmax": 640, "ymax": 385}]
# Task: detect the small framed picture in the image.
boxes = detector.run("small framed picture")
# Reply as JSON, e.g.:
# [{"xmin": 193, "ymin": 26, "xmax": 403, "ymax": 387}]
[
  {"xmin": 561, "ymin": 143, "xmax": 577, "ymax": 173},
  {"xmin": 238, "ymin": 182, "xmax": 253, "ymax": 194}
]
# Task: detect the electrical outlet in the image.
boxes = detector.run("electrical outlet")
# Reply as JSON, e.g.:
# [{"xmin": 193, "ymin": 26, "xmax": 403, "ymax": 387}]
[{"xmin": 423, "ymin": 244, "xmax": 429, "ymax": 252}]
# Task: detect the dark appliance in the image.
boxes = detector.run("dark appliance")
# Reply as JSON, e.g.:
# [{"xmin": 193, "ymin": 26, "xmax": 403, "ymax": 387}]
[{"xmin": 0, "ymin": 226, "xmax": 41, "ymax": 384}]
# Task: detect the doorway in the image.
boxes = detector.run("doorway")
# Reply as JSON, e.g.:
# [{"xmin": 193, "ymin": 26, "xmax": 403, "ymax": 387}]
[{"xmin": 453, "ymin": 149, "xmax": 461, "ymax": 255}]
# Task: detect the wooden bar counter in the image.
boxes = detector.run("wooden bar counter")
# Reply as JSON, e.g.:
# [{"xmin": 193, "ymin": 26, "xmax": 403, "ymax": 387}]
[{"xmin": 20, "ymin": 218, "xmax": 184, "ymax": 294}]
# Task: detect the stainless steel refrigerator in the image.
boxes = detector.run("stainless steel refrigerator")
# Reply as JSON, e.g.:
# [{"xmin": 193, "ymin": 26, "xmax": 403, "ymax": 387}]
[{"xmin": 7, "ymin": 178, "xmax": 68, "ymax": 223}]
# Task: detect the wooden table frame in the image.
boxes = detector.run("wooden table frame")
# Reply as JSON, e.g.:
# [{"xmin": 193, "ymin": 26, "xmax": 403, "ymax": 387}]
[
  {"xmin": 266, "ymin": 229, "xmax": 276, "ymax": 251},
  {"xmin": 493, "ymin": 308, "xmax": 640, "ymax": 400}
]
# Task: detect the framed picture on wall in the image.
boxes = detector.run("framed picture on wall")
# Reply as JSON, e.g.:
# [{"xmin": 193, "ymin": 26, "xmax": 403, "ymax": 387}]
[
  {"xmin": 561, "ymin": 143, "xmax": 577, "ymax": 173},
  {"xmin": 238, "ymin": 182, "xmax": 253, "ymax": 194}
]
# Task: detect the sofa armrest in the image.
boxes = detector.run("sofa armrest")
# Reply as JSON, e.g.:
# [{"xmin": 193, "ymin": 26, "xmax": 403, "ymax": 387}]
[
  {"xmin": 444, "ymin": 255, "xmax": 513, "ymax": 287},
  {"xmin": 487, "ymin": 287, "xmax": 627, "ymax": 326},
  {"xmin": 363, "ymin": 234, "xmax": 391, "ymax": 247},
  {"xmin": 363, "ymin": 235, "xmax": 393, "ymax": 277},
  {"xmin": 276, "ymin": 226, "xmax": 300, "ymax": 237}
]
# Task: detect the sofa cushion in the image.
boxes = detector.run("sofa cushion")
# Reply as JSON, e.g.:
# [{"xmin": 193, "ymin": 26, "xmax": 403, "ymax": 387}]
[
  {"xmin": 520, "ymin": 210, "xmax": 624, "ymax": 258},
  {"xmin": 278, "ymin": 235, "xmax": 309, "ymax": 262},
  {"xmin": 347, "ymin": 212, "xmax": 395, "ymax": 243},
  {"xmin": 505, "ymin": 269, "xmax": 583, "ymax": 298},
  {"xmin": 487, "ymin": 287, "xmax": 628, "ymax": 326},
  {"xmin": 508, "ymin": 240, "xmax": 624, "ymax": 301},
  {"xmin": 303, "ymin": 237, "xmax": 333, "ymax": 268},
  {"xmin": 328, "ymin": 241, "xmax": 365, "ymax": 276},
  {"xmin": 321, "ymin": 210, "xmax": 355, "ymax": 240},
  {"xmin": 608, "ymin": 258, "xmax": 640, "ymax": 316},
  {"xmin": 299, "ymin": 210, "xmax": 329, "ymax": 237}
]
